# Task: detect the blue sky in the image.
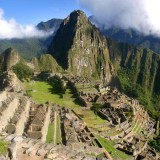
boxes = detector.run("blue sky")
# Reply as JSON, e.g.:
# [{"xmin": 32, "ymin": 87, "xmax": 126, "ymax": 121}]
[{"xmin": 0, "ymin": 0, "xmax": 90, "ymax": 25}]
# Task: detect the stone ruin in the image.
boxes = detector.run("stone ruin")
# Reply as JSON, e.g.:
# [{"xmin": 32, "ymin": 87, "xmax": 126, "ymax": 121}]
[
  {"xmin": 77, "ymin": 86, "xmax": 157, "ymax": 158},
  {"xmin": 0, "ymin": 71, "xmax": 23, "ymax": 93},
  {"xmin": 60, "ymin": 75, "xmax": 158, "ymax": 159},
  {"xmin": 0, "ymin": 134, "xmax": 106, "ymax": 160},
  {"xmin": 56, "ymin": 74, "xmax": 160, "ymax": 159},
  {"xmin": 0, "ymin": 73, "xmax": 159, "ymax": 160},
  {"xmin": 0, "ymin": 90, "xmax": 110, "ymax": 160}
]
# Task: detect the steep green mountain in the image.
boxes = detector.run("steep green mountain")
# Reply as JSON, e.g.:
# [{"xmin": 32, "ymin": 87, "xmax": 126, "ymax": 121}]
[
  {"xmin": 107, "ymin": 39, "xmax": 160, "ymax": 117},
  {"xmin": 32, "ymin": 54, "xmax": 62, "ymax": 72},
  {"xmin": 0, "ymin": 37, "xmax": 52, "ymax": 60},
  {"xmin": 46, "ymin": 11, "xmax": 160, "ymax": 117},
  {"xmin": 0, "ymin": 48, "xmax": 20, "ymax": 72},
  {"xmin": 89, "ymin": 16, "xmax": 160, "ymax": 54},
  {"xmin": 0, "ymin": 48, "xmax": 62, "ymax": 81},
  {"xmin": 48, "ymin": 10, "xmax": 113, "ymax": 83}
]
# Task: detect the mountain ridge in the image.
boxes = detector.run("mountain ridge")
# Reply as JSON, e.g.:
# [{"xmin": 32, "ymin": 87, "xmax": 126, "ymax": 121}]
[
  {"xmin": 89, "ymin": 16, "xmax": 160, "ymax": 54},
  {"xmin": 48, "ymin": 10, "xmax": 113, "ymax": 83},
  {"xmin": 0, "ymin": 10, "xmax": 160, "ymax": 118}
]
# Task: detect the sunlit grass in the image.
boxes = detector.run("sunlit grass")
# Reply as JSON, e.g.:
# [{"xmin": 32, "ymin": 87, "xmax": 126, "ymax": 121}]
[
  {"xmin": 0, "ymin": 140, "xmax": 8, "ymax": 155},
  {"xmin": 24, "ymin": 80, "xmax": 81, "ymax": 109},
  {"xmin": 56, "ymin": 115, "xmax": 62, "ymax": 144},
  {"xmin": 96, "ymin": 135, "xmax": 131, "ymax": 159},
  {"xmin": 24, "ymin": 80, "xmax": 106, "ymax": 129},
  {"xmin": 46, "ymin": 123, "xmax": 54, "ymax": 143}
]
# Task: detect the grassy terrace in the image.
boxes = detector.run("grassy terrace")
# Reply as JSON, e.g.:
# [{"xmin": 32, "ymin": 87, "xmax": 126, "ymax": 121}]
[
  {"xmin": 46, "ymin": 123, "xmax": 54, "ymax": 143},
  {"xmin": 56, "ymin": 115, "xmax": 62, "ymax": 144},
  {"xmin": 24, "ymin": 80, "xmax": 80, "ymax": 109},
  {"xmin": 24, "ymin": 80, "xmax": 132, "ymax": 159},
  {"xmin": 96, "ymin": 135, "xmax": 131, "ymax": 160},
  {"xmin": 0, "ymin": 140, "xmax": 8, "ymax": 155},
  {"xmin": 24, "ymin": 80, "xmax": 106, "ymax": 130}
]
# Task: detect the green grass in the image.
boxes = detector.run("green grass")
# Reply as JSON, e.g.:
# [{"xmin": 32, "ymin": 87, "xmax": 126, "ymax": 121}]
[
  {"xmin": 0, "ymin": 140, "xmax": 8, "ymax": 155},
  {"xmin": 46, "ymin": 123, "xmax": 54, "ymax": 143},
  {"xmin": 107, "ymin": 129, "xmax": 122, "ymax": 137},
  {"xmin": 97, "ymin": 135, "xmax": 131, "ymax": 160},
  {"xmin": 91, "ymin": 138, "xmax": 99, "ymax": 147},
  {"xmin": 76, "ymin": 110, "xmax": 106, "ymax": 129},
  {"xmin": 136, "ymin": 126, "xmax": 142, "ymax": 134},
  {"xmin": 24, "ymin": 80, "xmax": 81, "ymax": 109},
  {"xmin": 24, "ymin": 80, "xmax": 106, "ymax": 129},
  {"xmin": 56, "ymin": 116, "xmax": 62, "ymax": 144}
]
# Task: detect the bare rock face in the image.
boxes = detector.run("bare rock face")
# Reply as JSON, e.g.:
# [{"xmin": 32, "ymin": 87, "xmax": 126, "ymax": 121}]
[
  {"xmin": 49, "ymin": 10, "xmax": 113, "ymax": 84},
  {"xmin": 2, "ymin": 48, "xmax": 20, "ymax": 71},
  {"xmin": 0, "ymin": 71, "xmax": 23, "ymax": 92}
]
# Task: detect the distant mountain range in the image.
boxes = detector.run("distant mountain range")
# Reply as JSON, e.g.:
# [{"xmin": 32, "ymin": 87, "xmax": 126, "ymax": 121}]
[
  {"xmin": 1, "ymin": 14, "xmax": 160, "ymax": 60},
  {"xmin": 89, "ymin": 16, "xmax": 160, "ymax": 54},
  {"xmin": 0, "ymin": 19, "xmax": 63, "ymax": 60},
  {"xmin": 1, "ymin": 10, "xmax": 160, "ymax": 119}
]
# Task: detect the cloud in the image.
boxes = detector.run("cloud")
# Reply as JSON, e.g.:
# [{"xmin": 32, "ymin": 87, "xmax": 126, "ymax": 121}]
[
  {"xmin": 0, "ymin": 8, "xmax": 52, "ymax": 39},
  {"xmin": 80, "ymin": 0, "xmax": 160, "ymax": 36}
]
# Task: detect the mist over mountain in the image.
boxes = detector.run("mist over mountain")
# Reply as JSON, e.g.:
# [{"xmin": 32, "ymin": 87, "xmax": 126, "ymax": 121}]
[
  {"xmin": 37, "ymin": 18, "xmax": 63, "ymax": 31},
  {"xmin": 0, "ymin": 8, "xmax": 52, "ymax": 39},
  {"xmin": 0, "ymin": 18, "xmax": 62, "ymax": 59},
  {"xmin": 80, "ymin": 0, "xmax": 160, "ymax": 37},
  {"xmin": 89, "ymin": 16, "xmax": 160, "ymax": 54}
]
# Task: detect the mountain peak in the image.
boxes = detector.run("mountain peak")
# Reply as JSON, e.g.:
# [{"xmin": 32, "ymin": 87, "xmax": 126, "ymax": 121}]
[
  {"xmin": 70, "ymin": 10, "xmax": 86, "ymax": 18},
  {"xmin": 49, "ymin": 10, "xmax": 113, "ymax": 83},
  {"xmin": 2, "ymin": 48, "xmax": 20, "ymax": 71},
  {"xmin": 63, "ymin": 10, "xmax": 88, "ymax": 26}
]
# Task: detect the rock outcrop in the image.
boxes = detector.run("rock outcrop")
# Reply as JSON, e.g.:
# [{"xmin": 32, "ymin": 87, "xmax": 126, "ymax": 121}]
[
  {"xmin": 0, "ymin": 48, "xmax": 20, "ymax": 71},
  {"xmin": 0, "ymin": 71, "xmax": 23, "ymax": 92},
  {"xmin": 49, "ymin": 10, "xmax": 113, "ymax": 84}
]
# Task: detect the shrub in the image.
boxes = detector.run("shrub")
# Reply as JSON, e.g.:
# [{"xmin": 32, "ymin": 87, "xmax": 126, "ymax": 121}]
[{"xmin": 12, "ymin": 61, "xmax": 33, "ymax": 80}]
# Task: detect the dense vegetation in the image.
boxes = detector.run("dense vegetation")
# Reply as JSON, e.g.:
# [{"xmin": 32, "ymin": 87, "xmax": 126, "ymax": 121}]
[
  {"xmin": 48, "ymin": 76, "xmax": 65, "ymax": 95},
  {"xmin": 32, "ymin": 54, "xmax": 62, "ymax": 72},
  {"xmin": 117, "ymin": 67, "xmax": 160, "ymax": 119},
  {"xmin": 149, "ymin": 136, "xmax": 160, "ymax": 152},
  {"xmin": 0, "ymin": 38, "xmax": 53, "ymax": 60},
  {"xmin": 0, "ymin": 140, "xmax": 8, "ymax": 155},
  {"xmin": 12, "ymin": 61, "xmax": 34, "ymax": 80}
]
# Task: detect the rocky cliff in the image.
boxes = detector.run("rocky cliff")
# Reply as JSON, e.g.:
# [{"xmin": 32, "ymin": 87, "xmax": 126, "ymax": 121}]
[
  {"xmin": 0, "ymin": 48, "xmax": 20, "ymax": 72},
  {"xmin": 49, "ymin": 10, "xmax": 113, "ymax": 83},
  {"xmin": 108, "ymin": 40, "xmax": 160, "ymax": 93}
]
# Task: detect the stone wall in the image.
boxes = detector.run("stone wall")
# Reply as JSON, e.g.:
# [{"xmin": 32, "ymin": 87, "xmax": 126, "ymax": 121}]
[
  {"xmin": 15, "ymin": 99, "xmax": 31, "ymax": 135},
  {"xmin": 0, "ymin": 91, "xmax": 7, "ymax": 102},
  {"xmin": 1, "ymin": 134, "xmax": 106, "ymax": 160},
  {"xmin": 0, "ymin": 95, "xmax": 19, "ymax": 132}
]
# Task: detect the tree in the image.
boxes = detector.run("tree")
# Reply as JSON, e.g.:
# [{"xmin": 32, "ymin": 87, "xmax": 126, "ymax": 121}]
[
  {"xmin": 91, "ymin": 103, "xmax": 103, "ymax": 119},
  {"xmin": 12, "ymin": 61, "xmax": 33, "ymax": 80},
  {"xmin": 48, "ymin": 76, "xmax": 65, "ymax": 95}
]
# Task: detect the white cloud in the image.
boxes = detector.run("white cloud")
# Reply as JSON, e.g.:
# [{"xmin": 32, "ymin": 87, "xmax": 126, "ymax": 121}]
[
  {"xmin": 0, "ymin": 8, "xmax": 53, "ymax": 39},
  {"xmin": 80, "ymin": 0, "xmax": 160, "ymax": 36}
]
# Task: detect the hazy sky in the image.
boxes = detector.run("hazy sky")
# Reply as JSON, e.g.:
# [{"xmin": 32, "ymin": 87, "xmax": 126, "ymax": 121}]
[
  {"xmin": 0, "ymin": 0, "xmax": 87, "ymax": 25},
  {"xmin": 0, "ymin": 0, "xmax": 89, "ymax": 39}
]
